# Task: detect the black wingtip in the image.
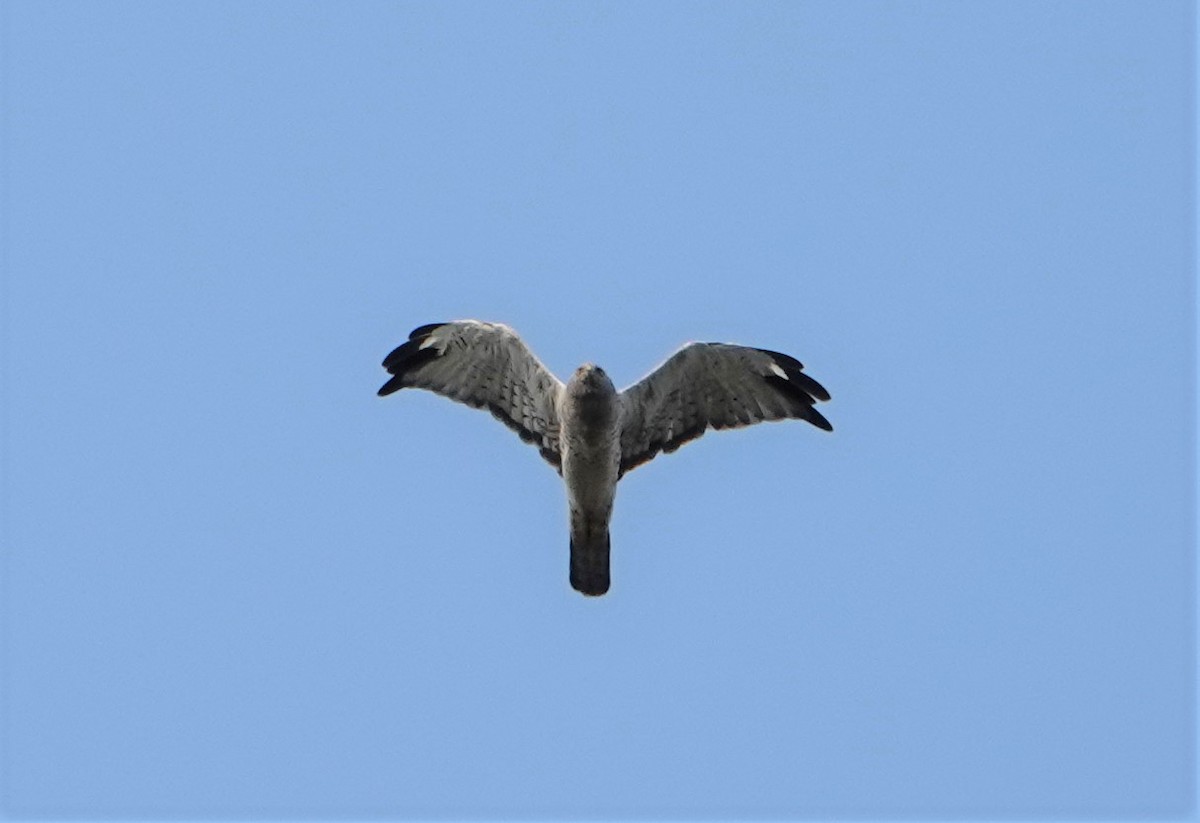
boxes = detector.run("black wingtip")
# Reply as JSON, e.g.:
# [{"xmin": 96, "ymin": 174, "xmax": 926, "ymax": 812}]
[
  {"xmin": 408, "ymin": 322, "xmax": 447, "ymax": 340},
  {"xmin": 757, "ymin": 348, "xmax": 805, "ymax": 373},
  {"xmin": 763, "ymin": 374, "xmax": 833, "ymax": 431},
  {"xmin": 806, "ymin": 407, "xmax": 834, "ymax": 432},
  {"xmin": 386, "ymin": 332, "xmax": 445, "ymax": 370},
  {"xmin": 377, "ymin": 375, "xmax": 406, "ymax": 397},
  {"xmin": 381, "ymin": 338, "xmax": 425, "ymax": 372},
  {"xmin": 757, "ymin": 349, "xmax": 831, "ymax": 402},
  {"xmin": 789, "ymin": 370, "xmax": 831, "ymax": 403},
  {"xmin": 379, "ymin": 325, "xmax": 445, "ymax": 396},
  {"xmin": 763, "ymin": 373, "xmax": 818, "ymax": 406}
]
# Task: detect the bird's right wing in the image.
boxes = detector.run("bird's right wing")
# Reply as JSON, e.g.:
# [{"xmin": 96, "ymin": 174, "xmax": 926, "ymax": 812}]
[
  {"xmin": 618, "ymin": 342, "xmax": 831, "ymax": 475},
  {"xmin": 378, "ymin": 320, "xmax": 565, "ymax": 469}
]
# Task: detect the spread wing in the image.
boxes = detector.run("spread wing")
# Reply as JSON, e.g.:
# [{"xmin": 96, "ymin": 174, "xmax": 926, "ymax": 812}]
[
  {"xmin": 378, "ymin": 320, "xmax": 565, "ymax": 468},
  {"xmin": 618, "ymin": 342, "xmax": 831, "ymax": 475}
]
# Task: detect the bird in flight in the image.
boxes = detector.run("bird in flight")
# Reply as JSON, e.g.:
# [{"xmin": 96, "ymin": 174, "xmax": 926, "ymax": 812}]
[{"xmin": 378, "ymin": 320, "xmax": 832, "ymax": 597}]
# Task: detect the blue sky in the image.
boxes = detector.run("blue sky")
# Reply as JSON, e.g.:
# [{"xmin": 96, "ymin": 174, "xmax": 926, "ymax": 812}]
[{"xmin": 1, "ymin": 1, "xmax": 1194, "ymax": 820}]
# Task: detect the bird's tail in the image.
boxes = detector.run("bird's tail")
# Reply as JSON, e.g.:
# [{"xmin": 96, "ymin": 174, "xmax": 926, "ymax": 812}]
[{"xmin": 569, "ymin": 514, "xmax": 611, "ymax": 596}]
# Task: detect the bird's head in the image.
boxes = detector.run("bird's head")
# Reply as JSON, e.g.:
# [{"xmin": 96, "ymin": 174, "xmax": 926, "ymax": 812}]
[{"xmin": 568, "ymin": 363, "xmax": 616, "ymax": 398}]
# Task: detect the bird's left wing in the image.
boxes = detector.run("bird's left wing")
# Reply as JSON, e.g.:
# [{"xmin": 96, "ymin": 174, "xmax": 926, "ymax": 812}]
[
  {"xmin": 378, "ymin": 320, "xmax": 565, "ymax": 468},
  {"xmin": 618, "ymin": 342, "xmax": 831, "ymax": 475}
]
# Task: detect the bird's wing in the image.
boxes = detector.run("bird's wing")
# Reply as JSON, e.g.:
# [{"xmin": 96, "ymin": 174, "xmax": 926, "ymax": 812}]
[
  {"xmin": 618, "ymin": 342, "xmax": 831, "ymax": 475},
  {"xmin": 378, "ymin": 320, "xmax": 565, "ymax": 468}
]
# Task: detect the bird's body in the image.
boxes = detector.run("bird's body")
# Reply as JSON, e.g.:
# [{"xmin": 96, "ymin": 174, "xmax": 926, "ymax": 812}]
[
  {"xmin": 559, "ymin": 365, "xmax": 621, "ymax": 594},
  {"xmin": 378, "ymin": 320, "xmax": 831, "ymax": 596}
]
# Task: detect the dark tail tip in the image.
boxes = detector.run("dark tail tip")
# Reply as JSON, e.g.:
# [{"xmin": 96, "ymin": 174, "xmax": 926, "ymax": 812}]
[
  {"xmin": 570, "ymin": 531, "xmax": 611, "ymax": 596},
  {"xmin": 571, "ymin": 573, "xmax": 610, "ymax": 597}
]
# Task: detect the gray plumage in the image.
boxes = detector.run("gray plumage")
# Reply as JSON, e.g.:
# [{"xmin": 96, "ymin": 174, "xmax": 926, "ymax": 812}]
[{"xmin": 378, "ymin": 320, "xmax": 832, "ymax": 596}]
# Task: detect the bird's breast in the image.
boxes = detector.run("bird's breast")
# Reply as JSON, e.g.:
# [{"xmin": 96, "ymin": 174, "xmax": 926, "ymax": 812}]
[{"xmin": 560, "ymin": 410, "xmax": 621, "ymax": 513}]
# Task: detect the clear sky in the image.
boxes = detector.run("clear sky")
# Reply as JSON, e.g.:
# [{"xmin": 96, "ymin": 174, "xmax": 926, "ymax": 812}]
[{"xmin": 1, "ymin": 1, "xmax": 1194, "ymax": 820}]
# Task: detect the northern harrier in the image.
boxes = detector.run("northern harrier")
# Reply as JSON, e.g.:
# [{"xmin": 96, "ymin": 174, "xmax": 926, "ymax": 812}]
[{"xmin": 378, "ymin": 320, "xmax": 832, "ymax": 596}]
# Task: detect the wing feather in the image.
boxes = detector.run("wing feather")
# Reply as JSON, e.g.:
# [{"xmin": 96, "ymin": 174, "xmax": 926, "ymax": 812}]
[
  {"xmin": 619, "ymin": 342, "xmax": 831, "ymax": 475},
  {"xmin": 378, "ymin": 320, "xmax": 564, "ymax": 468}
]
